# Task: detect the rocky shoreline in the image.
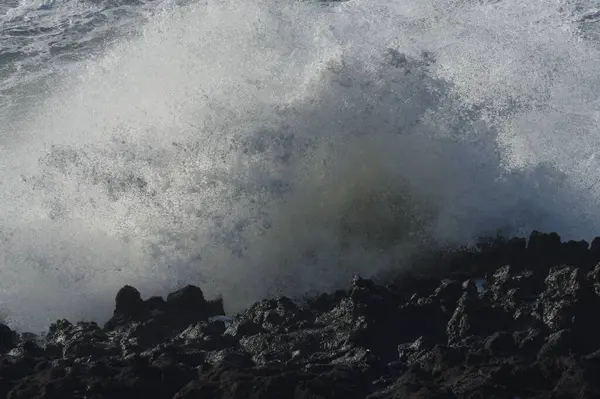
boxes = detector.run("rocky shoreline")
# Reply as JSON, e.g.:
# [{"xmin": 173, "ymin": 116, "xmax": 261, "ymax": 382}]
[{"xmin": 2, "ymin": 231, "xmax": 600, "ymax": 398}]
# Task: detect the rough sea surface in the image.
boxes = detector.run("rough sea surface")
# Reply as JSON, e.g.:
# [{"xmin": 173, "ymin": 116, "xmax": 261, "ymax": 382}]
[{"xmin": 2, "ymin": 0, "xmax": 600, "ymax": 331}]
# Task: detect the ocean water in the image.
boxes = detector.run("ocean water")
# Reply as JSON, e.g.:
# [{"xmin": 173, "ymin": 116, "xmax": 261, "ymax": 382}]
[{"xmin": 2, "ymin": 0, "xmax": 600, "ymax": 331}]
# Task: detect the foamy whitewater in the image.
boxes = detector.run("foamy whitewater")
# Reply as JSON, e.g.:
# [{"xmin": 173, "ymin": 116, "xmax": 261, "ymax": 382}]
[{"xmin": 2, "ymin": 0, "xmax": 600, "ymax": 331}]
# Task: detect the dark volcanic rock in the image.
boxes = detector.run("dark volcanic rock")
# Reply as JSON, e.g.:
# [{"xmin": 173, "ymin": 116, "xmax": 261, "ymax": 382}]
[
  {"xmin": 241, "ymin": 295, "xmax": 313, "ymax": 332},
  {"xmin": 588, "ymin": 237, "xmax": 600, "ymax": 267},
  {"xmin": 104, "ymin": 285, "xmax": 145, "ymax": 329},
  {"xmin": 0, "ymin": 324, "xmax": 17, "ymax": 353},
  {"xmin": 484, "ymin": 331, "xmax": 518, "ymax": 356},
  {"xmin": 528, "ymin": 230, "xmax": 562, "ymax": 260},
  {"xmin": 534, "ymin": 265, "xmax": 600, "ymax": 349},
  {"xmin": 4, "ymin": 231, "xmax": 600, "ymax": 398},
  {"xmin": 446, "ymin": 289, "xmax": 512, "ymax": 343},
  {"xmin": 115, "ymin": 285, "xmax": 144, "ymax": 317},
  {"xmin": 166, "ymin": 285, "xmax": 206, "ymax": 312}
]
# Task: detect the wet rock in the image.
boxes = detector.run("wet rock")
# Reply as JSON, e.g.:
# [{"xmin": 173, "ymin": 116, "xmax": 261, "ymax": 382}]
[
  {"xmin": 587, "ymin": 262, "xmax": 600, "ymax": 295},
  {"xmin": 305, "ymin": 289, "xmax": 347, "ymax": 313},
  {"xmin": 484, "ymin": 331, "xmax": 517, "ymax": 356},
  {"xmin": 538, "ymin": 329, "xmax": 577, "ymax": 359},
  {"xmin": 561, "ymin": 240, "xmax": 589, "ymax": 267},
  {"xmin": 414, "ymin": 344, "xmax": 463, "ymax": 375},
  {"xmin": 0, "ymin": 324, "xmax": 17, "ymax": 353},
  {"xmin": 588, "ymin": 237, "xmax": 600, "ymax": 266},
  {"xmin": 377, "ymin": 366, "xmax": 447, "ymax": 399},
  {"xmin": 551, "ymin": 362, "xmax": 600, "ymax": 399},
  {"xmin": 514, "ymin": 328, "xmax": 545, "ymax": 357},
  {"xmin": 433, "ymin": 279, "xmax": 462, "ymax": 306},
  {"xmin": 167, "ymin": 285, "xmax": 206, "ymax": 311},
  {"xmin": 544, "ymin": 265, "xmax": 589, "ymax": 299},
  {"xmin": 145, "ymin": 296, "xmax": 168, "ymax": 314},
  {"xmin": 446, "ymin": 290, "xmax": 511, "ymax": 343},
  {"xmin": 115, "ymin": 285, "xmax": 144, "ymax": 313},
  {"xmin": 397, "ymin": 336, "xmax": 436, "ymax": 365},
  {"xmin": 45, "ymin": 320, "xmax": 116, "ymax": 361},
  {"xmin": 242, "ymin": 296, "xmax": 313, "ymax": 332},
  {"xmin": 461, "ymin": 279, "xmax": 478, "ymax": 296},
  {"xmin": 535, "ymin": 265, "xmax": 600, "ymax": 347},
  {"xmin": 104, "ymin": 285, "xmax": 145, "ymax": 329},
  {"xmin": 4, "ymin": 231, "xmax": 600, "ymax": 399},
  {"xmin": 528, "ymin": 231, "xmax": 562, "ymax": 260},
  {"xmin": 204, "ymin": 348, "xmax": 254, "ymax": 369},
  {"xmin": 484, "ymin": 265, "xmax": 544, "ymax": 331},
  {"xmin": 487, "ymin": 266, "xmax": 543, "ymax": 302},
  {"xmin": 175, "ymin": 364, "xmax": 366, "ymax": 399},
  {"xmin": 224, "ymin": 319, "xmax": 265, "ymax": 339},
  {"xmin": 178, "ymin": 320, "xmax": 226, "ymax": 342},
  {"xmin": 394, "ymin": 301, "xmax": 448, "ymax": 345},
  {"xmin": 464, "ymin": 234, "xmax": 529, "ymax": 276}
]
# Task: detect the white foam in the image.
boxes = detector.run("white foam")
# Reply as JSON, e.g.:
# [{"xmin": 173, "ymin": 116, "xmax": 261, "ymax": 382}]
[
  {"xmin": 2, "ymin": 0, "xmax": 600, "ymax": 331},
  {"xmin": 209, "ymin": 316, "xmax": 234, "ymax": 327}
]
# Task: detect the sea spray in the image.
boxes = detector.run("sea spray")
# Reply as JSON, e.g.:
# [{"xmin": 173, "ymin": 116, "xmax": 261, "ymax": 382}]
[{"xmin": 1, "ymin": 0, "xmax": 600, "ymax": 330}]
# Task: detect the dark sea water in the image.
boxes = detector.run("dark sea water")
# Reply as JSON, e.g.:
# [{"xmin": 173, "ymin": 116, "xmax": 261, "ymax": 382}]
[{"xmin": 2, "ymin": 0, "xmax": 600, "ymax": 331}]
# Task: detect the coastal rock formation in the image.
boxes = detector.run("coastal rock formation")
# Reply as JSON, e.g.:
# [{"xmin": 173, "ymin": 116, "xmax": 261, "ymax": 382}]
[{"xmin": 2, "ymin": 231, "xmax": 600, "ymax": 398}]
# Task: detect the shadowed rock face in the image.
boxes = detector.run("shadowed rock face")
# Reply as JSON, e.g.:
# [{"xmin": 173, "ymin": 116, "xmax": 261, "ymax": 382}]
[{"xmin": 3, "ymin": 231, "xmax": 600, "ymax": 398}]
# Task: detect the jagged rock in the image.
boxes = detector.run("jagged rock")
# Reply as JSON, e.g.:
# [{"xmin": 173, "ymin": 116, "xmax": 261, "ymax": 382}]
[
  {"xmin": 544, "ymin": 265, "xmax": 589, "ymax": 298},
  {"xmin": 484, "ymin": 331, "xmax": 517, "ymax": 356},
  {"xmin": 551, "ymin": 362, "xmax": 600, "ymax": 399},
  {"xmin": 338, "ymin": 277, "xmax": 447, "ymax": 359},
  {"xmin": 534, "ymin": 265, "xmax": 600, "ymax": 348},
  {"xmin": 116, "ymin": 285, "xmax": 144, "ymax": 314},
  {"xmin": 175, "ymin": 364, "xmax": 366, "ymax": 399},
  {"xmin": 115, "ymin": 285, "xmax": 144, "ymax": 316},
  {"xmin": 468, "ymin": 235, "xmax": 528, "ymax": 275},
  {"xmin": 44, "ymin": 320, "xmax": 118, "ymax": 360},
  {"xmin": 241, "ymin": 296, "xmax": 313, "ymax": 332},
  {"xmin": 397, "ymin": 336, "xmax": 436, "ymax": 365},
  {"xmin": 4, "ymin": 231, "xmax": 600, "ymax": 398},
  {"xmin": 561, "ymin": 240, "xmax": 589, "ymax": 266},
  {"xmin": 538, "ymin": 329, "xmax": 577, "ymax": 359},
  {"xmin": 145, "ymin": 296, "xmax": 168, "ymax": 314},
  {"xmin": 106, "ymin": 284, "xmax": 225, "ymax": 333},
  {"xmin": 167, "ymin": 285, "xmax": 206, "ymax": 311},
  {"xmin": 375, "ymin": 365, "xmax": 450, "ymax": 399},
  {"xmin": 587, "ymin": 262, "xmax": 600, "ymax": 295},
  {"xmin": 484, "ymin": 265, "xmax": 544, "ymax": 331},
  {"xmin": 487, "ymin": 265, "xmax": 543, "ymax": 300},
  {"xmin": 104, "ymin": 286, "xmax": 145, "ymax": 329},
  {"xmin": 446, "ymin": 289, "xmax": 511, "ymax": 343},
  {"xmin": 204, "ymin": 348, "xmax": 254, "ymax": 369},
  {"xmin": 589, "ymin": 237, "xmax": 600, "ymax": 266},
  {"xmin": 433, "ymin": 279, "xmax": 462, "ymax": 305},
  {"xmin": 224, "ymin": 319, "xmax": 266, "ymax": 339},
  {"xmin": 0, "ymin": 324, "xmax": 17, "ymax": 353},
  {"xmin": 528, "ymin": 231, "xmax": 562, "ymax": 258},
  {"xmin": 178, "ymin": 320, "xmax": 226, "ymax": 342},
  {"xmin": 394, "ymin": 301, "xmax": 448, "ymax": 345},
  {"xmin": 305, "ymin": 290, "xmax": 347, "ymax": 313},
  {"xmin": 514, "ymin": 328, "xmax": 545, "ymax": 356}
]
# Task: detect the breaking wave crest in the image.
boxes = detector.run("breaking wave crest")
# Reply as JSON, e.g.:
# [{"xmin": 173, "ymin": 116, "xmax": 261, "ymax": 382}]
[{"xmin": 2, "ymin": 0, "xmax": 600, "ymax": 331}]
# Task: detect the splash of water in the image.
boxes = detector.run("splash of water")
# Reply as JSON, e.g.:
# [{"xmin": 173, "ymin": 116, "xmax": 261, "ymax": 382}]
[{"xmin": 2, "ymin": 0, "xmax": 600, "ymax": 331}]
